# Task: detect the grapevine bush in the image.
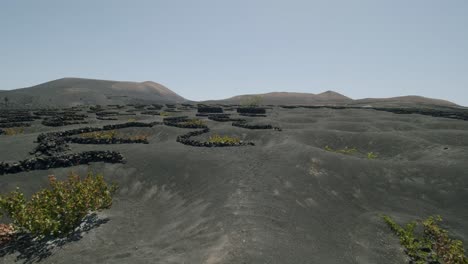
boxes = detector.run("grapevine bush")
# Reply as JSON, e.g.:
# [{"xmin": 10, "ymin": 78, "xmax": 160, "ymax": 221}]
[{"xmin": 0, "ymin": 171, "xmax": 117, "ymax": 237}]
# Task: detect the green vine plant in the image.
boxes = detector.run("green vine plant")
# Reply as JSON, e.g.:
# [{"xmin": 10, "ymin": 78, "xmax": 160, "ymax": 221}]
[
  {"xmin": 381, "ymin": 215, "xmax": 468, "ymax": 264},
  {"xmin": 0, "ymin": 171, "xmax": 117, "ymax": 238}
]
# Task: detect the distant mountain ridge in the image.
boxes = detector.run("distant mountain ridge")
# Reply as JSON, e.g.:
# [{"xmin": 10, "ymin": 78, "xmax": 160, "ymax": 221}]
[
  {"xmin": 352, "ymin": 96, "xmax": 458, "ymax": 108},
  {"xmin": 204, "ymin": 91, "xmax": 353, "ymax": 105},
  {"xmin": 204, "ymin": 91, "xmax": 459, "ymax": 107},
  {"xmin": 0, "ymin": 77, "xmax": 460, "ymax": 108}
]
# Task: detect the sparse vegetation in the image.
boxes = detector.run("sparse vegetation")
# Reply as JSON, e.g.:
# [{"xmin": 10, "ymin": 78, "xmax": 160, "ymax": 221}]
[
  {"xmin": 2, "ymin": 127, "xmax": 25, "ymax": 135},
  {"xmin": 382, "ymin": 215, "xmax": 468, "ymax": 264},
  {"xmin": 0, "ymin": 171, "xmax": 117, "ymax": 237},
  {"xmin": 160, "ymin": 111, "xmax": 170, "ymax": 116},
  {"xmin": 180, "ymin": 118, "xmax": 205, "ymax": 127},
  {"xmin": 208, "ymin": 134, "xmax": 241, "ymax": 144},
  {"xmin": 81, "ymin": 130, "xmax": 118, "ymax": 140},
  {"xmin": 80, "ymin": 130, "xmax": 149, "ymax": 141},
  {"xmin": 324, "ymin": 146, "xmax": 379, "ymax": 159}
]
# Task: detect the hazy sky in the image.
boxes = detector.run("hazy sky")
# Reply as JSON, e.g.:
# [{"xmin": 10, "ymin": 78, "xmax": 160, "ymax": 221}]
[{"xmin": 1, "ymin": 0, "xmax": 467, "ymax": 105}]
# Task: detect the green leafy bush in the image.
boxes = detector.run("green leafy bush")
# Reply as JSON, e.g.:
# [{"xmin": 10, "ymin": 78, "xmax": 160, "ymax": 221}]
[
  {"xmin": 382, "ymin": 215, "xmax": 430, "ymax": 262},
  {"xmin": 367, "ymin": 152, "xmax": 378, "ymax": 159},
  {"xmin": 382, "ymin": 215, "xmax": 468, "ymax": 264},
  {"xmin": 0, "ymin": 172, "xmax": 117, "ymax": 237},
  {"xmin": 422, "ymin": 216, "xmax": 468, "ymax": 264}
]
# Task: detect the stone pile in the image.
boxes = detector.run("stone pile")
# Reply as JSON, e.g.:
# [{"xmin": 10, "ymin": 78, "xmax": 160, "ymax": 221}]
[
  {"xmin": 66, "ymin": 137, "xmax": 148, "ymax": 144},
  {"xmin": 0, "ymin": 122, "xmax": 31, "ymax": 128},
  {"xmin": 0, "ymin": 151, "xmax": 125, "ymax": 175},
  {"xmin": 237, "ymin": 107, "xmax": 266, "ymax": 114},
  {"xmin": 197, "ymin": 107, "xmax": 223, "ymax": 114},
  {"xmin": 232, "ymin": 121, "xmax": 273, "ymax": 130}
]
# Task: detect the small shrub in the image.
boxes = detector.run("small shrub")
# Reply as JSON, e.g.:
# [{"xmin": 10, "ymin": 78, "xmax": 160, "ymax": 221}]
[
  {"xmin": 81, "ymin": 130, "xmax": 118, "ymax": 140},
  {"xmin": 181, "ymin": 119, "xmax": 205, "ymax": 127},
  {"xmin": 367, "ymin": 152, "xmax": 378, "ymax": 159},
  {"xmin": 422, "ymin": 216, "xmax": 468, "ymax": 264},
  {"xmin": 80, "ymin": 130, "xmax": 149, "ymax": 141},
  {"xmin": 208, "ymin": 134, "xmax": 241, "ymax": 144},
  {"xmin": 3, "ymin": 127, "xmax": 24, "ymax": 136},
  {"xmin": 324, "ymin": 145, "xmax": 333, "ymax": 152},
  {"xmin": 382, "ymin": 215, "xmax": 468, "ymax": 264},
  {"xmin": 337, "ymin": 147, "xmax": 357, "ymax": 155},
  {"xmin": 382, "ymin": 215, "xmax": 430, "ymax": 262},
  {"xmin": 0, "ymin": 172, "xmax": 117, "ymax": 237},
  {"xmin": 160, "ymin": 112, "xmax": 170, "ymax": 116}
]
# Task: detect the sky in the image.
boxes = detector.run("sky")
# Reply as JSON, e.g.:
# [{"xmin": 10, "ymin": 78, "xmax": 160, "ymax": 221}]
[{"xmin": 1, "ymin": 0, "xmax": 467, "ymax": 105}]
